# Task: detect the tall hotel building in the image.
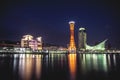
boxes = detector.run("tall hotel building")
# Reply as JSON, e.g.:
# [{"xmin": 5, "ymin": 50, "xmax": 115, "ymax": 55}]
[
  {"xmin": 21, "ymin": 35, "xmax": 42, "ymax": 51},
  {"xmin": 78, "ymin": 28, "xmax": 87, "ymax": 50},
  {"xmin": 68, "ymin": 21, "xmax": 76, "ymax": 52}
]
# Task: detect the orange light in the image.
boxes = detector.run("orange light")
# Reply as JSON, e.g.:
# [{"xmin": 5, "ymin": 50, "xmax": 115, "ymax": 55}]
[
  {"xmin": 68, "ymin": 54, "xmax": 76, "ymax": 80},
  {"xmin": 68, "ymin": 21, "xmax": 76, "ymax": 52}
]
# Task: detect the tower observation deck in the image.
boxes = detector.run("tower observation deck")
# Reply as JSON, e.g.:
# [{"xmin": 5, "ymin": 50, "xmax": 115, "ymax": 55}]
[{"xmin": 68, "ymin": 21, "xmax": 76, "ymax": 52}]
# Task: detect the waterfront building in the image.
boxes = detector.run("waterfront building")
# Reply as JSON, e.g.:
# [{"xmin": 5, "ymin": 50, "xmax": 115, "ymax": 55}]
[
  {"xmin": 68, "ymin": 21, "xmax": 76, "ymax": 52},
  {"xmin": 36, "ymin": 37, "xmax": 42, "ymax": 50},
  {"xmin": 21, "ymin": 35, "xmax": 42, "ymax": 51},
  {"xmin": 21, "ymin": 35, "xmax": 33, "ymax": 48},
  {"xmin": 78, "ymin": 27, "xmax": 107, "ymax": 51},
  {"xmin": 86, "ymin": 40, "xmax": 107, "ymax": 51},
  {"xmin": 78, "ymin": 27, "xmax": 87, "ymax": 50},
  {"xmin": 29, "ymin": 40, "xmax": 38, "ymax": 51}
]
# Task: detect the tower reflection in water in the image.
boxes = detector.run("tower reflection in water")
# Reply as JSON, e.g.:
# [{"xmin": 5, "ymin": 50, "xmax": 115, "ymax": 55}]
[
  {"xmin": 12, "ymin": 53, "xmax": 117, "ymax": 80},
  {"xmin": 68, "ymin": 53, "xmax": 117, "ymax": 79},
  {"xmin": 68, "ymin": 53, "xmax": 77, "ymax": 80},
  {"xmin": 13, "ymin": 54, "xmax": 42, "ymax": 80}
]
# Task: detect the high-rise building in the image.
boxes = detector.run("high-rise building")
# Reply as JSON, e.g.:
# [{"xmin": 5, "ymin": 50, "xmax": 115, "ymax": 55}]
[
  {"xmin": 78, "ymin": 27, "xmax": 87, "ymax": 50},
  {"xmin": 68, "ymin": 21, "xmax": 76, "ymax": 52}
]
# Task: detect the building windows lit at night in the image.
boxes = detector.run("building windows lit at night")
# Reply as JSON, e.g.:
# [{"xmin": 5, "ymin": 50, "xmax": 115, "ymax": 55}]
[{"xmin": 21, "ymin": 35, "xmax": 42, "ymax": 51}]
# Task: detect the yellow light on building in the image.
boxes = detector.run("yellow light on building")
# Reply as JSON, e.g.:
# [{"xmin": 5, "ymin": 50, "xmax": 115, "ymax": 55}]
[
  {"xmin": 21, "ymin": 35, "xmax": 33, "ymax": 48},
  {"xmin": 21, "ymin": 35, "xmax": 43, "ymax": 51},
  {"xmin": 36, "ymin": 37, "xmax": 42, "ymax": 50}
]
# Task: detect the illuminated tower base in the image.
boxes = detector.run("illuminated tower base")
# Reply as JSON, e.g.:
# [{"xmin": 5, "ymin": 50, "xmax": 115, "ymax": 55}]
[{"xmin": 68, "ymin": 21, "xmax": 76, "ymax": 53}]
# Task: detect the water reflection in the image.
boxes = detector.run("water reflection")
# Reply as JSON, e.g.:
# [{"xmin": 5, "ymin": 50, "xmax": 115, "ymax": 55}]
[
  {"xmin": 48, "ymin": 54, "xmax": 67, "ymax": 69},
  {"xmin": 35, "ymin": 55, "xmax": 42, "ymax": 79},
  {"xmin": 113, "ymin": 54, "xmax": 116, "ymax": 66},
  {"xmin": 80, "ymin": 54, "xmax": 116, "ymax": 74},
  {"xmin": 68, "ymin": 53, "xmax": 77, "ymax": 80},
  {"xmin": 13, "ymin": 54, "xmax": 42, "ymax": 80},
  {"xmin": 0, "ymin": 53, "xmax": 118, "ymax": 80}
]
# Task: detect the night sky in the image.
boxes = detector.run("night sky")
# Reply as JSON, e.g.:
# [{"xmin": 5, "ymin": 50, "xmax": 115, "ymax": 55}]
[{"xmin": 1, "ymin": 0, "xmax": 120, "ymax": 48}]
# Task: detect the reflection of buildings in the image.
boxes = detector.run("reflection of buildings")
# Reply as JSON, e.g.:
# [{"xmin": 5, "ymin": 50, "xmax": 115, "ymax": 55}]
[
  {"xmin": 68, "ymin": 21, "xmax": 76, "ymax": 52},
  {"xmin": 18, "ymin": 54, "xmax": 33, "ymax": 80},
  {"xmin": 35, "ymin": 55, "xmax": 42, "ymax": 79},
  {"xmin": 68, "ymin": 54, "xmax": 76, "ymax": 80},
  {"xmin": 48, "ymin": 54, "xmax": 67, "ymax": 69},
  {"xmin": 21, "ymin": 35, "xmax": 42, "ymax": 51},
  {"xmin": 78, "ymin": 27, "xmax": 107, "ymax": 51},
  {"xmin": 17, "ymin": 54, "xmax": 42, "ymax": 80},
  {"xmin": 80, "ymin": 54, "xmax": 108, "ymax": 74}
]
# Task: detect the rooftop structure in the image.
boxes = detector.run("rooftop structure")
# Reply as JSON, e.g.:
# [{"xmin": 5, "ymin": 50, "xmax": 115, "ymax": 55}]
[
  {"xmin": 86, "ymin": 40, "xmax": 107, "ymax": 51},
  {"xmin": 69, "ymin": 21, "xmax": 75, "ymax": 24}
]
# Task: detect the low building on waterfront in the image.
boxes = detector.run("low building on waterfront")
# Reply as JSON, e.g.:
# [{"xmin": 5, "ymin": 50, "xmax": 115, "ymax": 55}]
[{"xmin": 21, "ymin": 35, "xmax": 42, "ymax": 51}]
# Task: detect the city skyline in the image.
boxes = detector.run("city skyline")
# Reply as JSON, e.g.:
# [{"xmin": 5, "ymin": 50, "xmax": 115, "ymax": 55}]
[{"xmin": 1, "ymin": 0, "xmax": 120, "ymax": 48}]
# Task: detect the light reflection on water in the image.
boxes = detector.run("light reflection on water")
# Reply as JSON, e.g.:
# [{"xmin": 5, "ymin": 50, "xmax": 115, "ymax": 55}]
[
  {"xmin": 0, "ymin": 53, "xmax": 119, "ymax": 80},
  {"xmin": 80, "ymin": 54, "xmax": 108, "ymax": 74},
  {"xmin": 13, "ymin": 54, "xmax": 42, "ymax": 80},
  {"xmin": 68, "ymin": 54, "xmax": 77, "ymax": 80}
]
